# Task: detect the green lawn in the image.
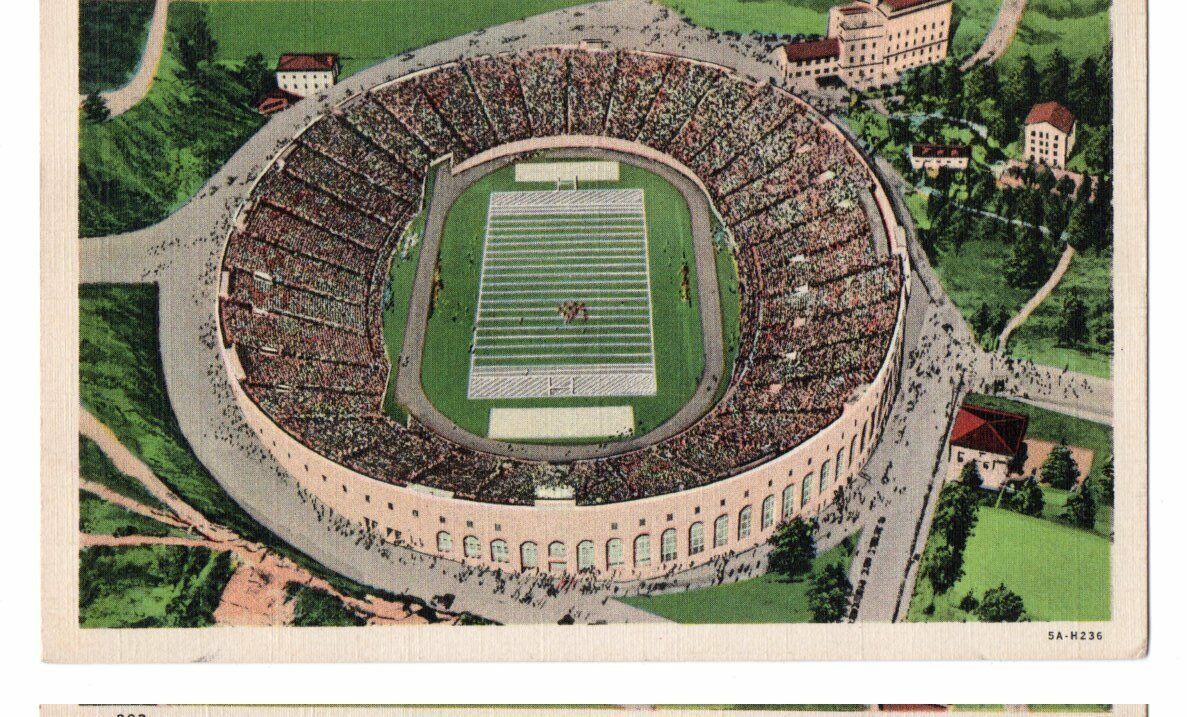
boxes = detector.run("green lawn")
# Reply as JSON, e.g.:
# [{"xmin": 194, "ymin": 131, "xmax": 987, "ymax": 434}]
[
  {"xmin": 79, "ymin": 4, "xmax": 266, "ymax": 237},
  {"xmin": 199, "ymin": 0, "xmax": 590, "ymax": 79},
  {"xmin": 417, "ymin": 157, "xmax": 732, "ymax": 441},
  {"xmin": 79, "ymin": 433, "xmax": 169, "ymax": 512},
  {"xmin": 80, "ymin": 490, "xmax": 190, "ymax": 539},
  {"xmin": 79, "ymin": 283, "xmax": 435, "ymax": 608},
  {"xmin": 655, "ymin": 0, "xmax": 831, "ymax": 36},
  {"xmin": 79, "ymin": 544, "xmax": 236, "ymax": 627},
  {"xmin": 1006, "ymin": 250, "xmax": 1113, "ymax": 378},
  {"xmin": 932, "ymin": 235, "xmax": 1032, "ymax": 344},
  {"xmin": 80, "ymin": 0, "xmax": 156, "ymax": 95},
  {"xmin": 965, "ymin": 392, "xmax": 1113, "ymax": 487},
  {"xmin": 908, "ymin": 507, "xmax": 1110, "ymax": 622},
  {"xmin": 1001, "ymin": 0, "xmax": 1111, "ymax": 67},
  {"xmin": 618, "ymin": 535, "xmax": 857, "ymax": 623}
]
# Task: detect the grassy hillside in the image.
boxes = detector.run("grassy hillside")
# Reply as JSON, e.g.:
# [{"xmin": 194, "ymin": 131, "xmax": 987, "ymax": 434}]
[
  {"xmin": 1002, "ymin": 0, "xmax": 1111, "ymax": 66},
  {"xmin": 80, "ymin": 0, "xmax": 156, "ymax": 94},
  {"xmin": 1006, "ymin": 250, "xmax": 1113, "ymax": 378},
  {"xmin": 79, "ymin": 544, "xmax": 236, "ymax": 627}
]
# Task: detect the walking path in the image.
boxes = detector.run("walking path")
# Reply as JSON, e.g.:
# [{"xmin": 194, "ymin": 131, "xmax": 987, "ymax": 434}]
[
  {"xmin": 961, "ymin": 0, "xmax": 1028, "ymax": 70},
  {"xmin": 998, "ymin": 244, "xmax": 1076, "ymax": 350},
  {"xmin": 80, "ymin": 0, "xmax": 170, "ymax": 116},
  {"xmin": 80, "ymin": 409, "xmax": 442, "ymax": 626}
]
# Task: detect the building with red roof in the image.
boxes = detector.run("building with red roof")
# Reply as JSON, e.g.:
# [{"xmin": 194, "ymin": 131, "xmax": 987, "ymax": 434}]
[
  {"xmin": 909, "ymin": 143, "xmax": 971, "ymax": 171},
  {"xmin": 1024, "ymin": 101, "xmax": 1078, "ymax": 169},
  {"xmin": 276, "ymin": 53, "xmax": 340, "ymax": 99},
  {"xmin": 254, "ymin": 87, "xmax": 303, "ymax": 115},
  {"xmin": 775, "ymin": 0, "xmax": 952, "ymax": 88},
  {"xmin": 947, "ymin": 401, "xmax": 1029, "ymax": 489}
]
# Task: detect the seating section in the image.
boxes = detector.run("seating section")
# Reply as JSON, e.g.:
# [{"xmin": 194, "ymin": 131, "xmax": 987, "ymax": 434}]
[{"xmin": 218, "ymin": 48, "xmax": 903, "ymax": 507}]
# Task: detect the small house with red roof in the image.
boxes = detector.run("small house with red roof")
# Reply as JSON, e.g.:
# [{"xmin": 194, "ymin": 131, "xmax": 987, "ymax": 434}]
[
  {"xmin": 254, "ymin": 87, "xmax": 303, "ymax": 115},
  {"xmin": 1024, "ymin": 101, "xmax": 1077, "ymax": 169},
  {"xmin": 947, "ymin": 401, "xmax": 1029, "ymax": 489},
  {"xmin": 276, "ymin": 53, "xmax": 340, "ymax": 98},
  {"xmin": 909, "ymin": 143, "xmax": 971, "ymax": 171}
]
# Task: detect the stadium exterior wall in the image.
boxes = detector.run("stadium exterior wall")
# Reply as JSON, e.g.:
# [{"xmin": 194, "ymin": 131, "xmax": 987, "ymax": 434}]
[{"xmin": 220, "ymin": 156, "xmax": 909, "ymax": 583}]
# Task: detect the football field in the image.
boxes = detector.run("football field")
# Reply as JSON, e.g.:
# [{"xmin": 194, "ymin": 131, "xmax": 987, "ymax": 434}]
[{"xmin": 467, "ymin": 187, "xmax": 658, "ymax": 399}]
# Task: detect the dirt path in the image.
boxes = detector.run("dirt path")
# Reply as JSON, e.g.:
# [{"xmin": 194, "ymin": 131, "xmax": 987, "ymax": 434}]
[
  {"xmin": 79, "ymin": 0, "xmax": 170, "ymax": 116},
  {"xmin": 79, "ymin": 408, "xmax": 450, "ymax": 626},
  {"xmin": 961, "ymin": 0, "xmax": 1028, "ymax": 70},
  {"xmin": 998, "ymin": 243, "xmax": 1076, "ymax": 351}
]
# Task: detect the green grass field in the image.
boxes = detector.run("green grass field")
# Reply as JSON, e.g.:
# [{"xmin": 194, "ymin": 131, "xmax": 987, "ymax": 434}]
[
  {"xmin": 656, "ymin": 0, "xmax": 830, "ymax": 36},
  {"xmin": 618, "ymin": 535, "xmax": 857, "ymax": 623},
  {"xmin": 80, "ymin": 434, "xmax": 169, "ymax": 512},
  {"xmin": 948, "ymin": 0, "xmax": 1017, "ymax": 59},
  {"xmin": 908, "ymin": 506, "xmax": 1110, "ymax": 622},
  {"xmin": 415, "ymin": 158, "xmax": 732, "ymax": 440},
  {"xmin": 80, "ymin": 0, "xmax": 156, "ymax": 94},
  {"xmin": 79, "ymin": 544, "xmax": 237, "ymax": 628},
  {"xmin": 286, "ymin": 583, "xmax": 367, "ymax": 627},
  {"xmin": 1006, "ymin": 250, "xmax": 1113, "ymax": 378},
  {"xmin": 198, "ymin": 0, "xmax": 589, "ymax": 78}
]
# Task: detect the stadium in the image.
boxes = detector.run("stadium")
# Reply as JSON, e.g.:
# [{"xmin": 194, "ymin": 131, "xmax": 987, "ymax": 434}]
[{"xmin": 217, "ymin": 45, "xmax": 910, "ymax": 579}]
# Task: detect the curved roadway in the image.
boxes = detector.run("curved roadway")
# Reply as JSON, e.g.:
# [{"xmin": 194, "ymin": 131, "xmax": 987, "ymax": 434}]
[{"xmin": 394, "ymin": 146, "xmax": 725, "ymax": 463}]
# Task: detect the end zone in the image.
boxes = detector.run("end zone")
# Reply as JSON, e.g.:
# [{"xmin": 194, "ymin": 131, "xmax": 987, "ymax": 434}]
[{"xmin": 488, "ymin": 406, "xmax": 635, "ymax": 440}]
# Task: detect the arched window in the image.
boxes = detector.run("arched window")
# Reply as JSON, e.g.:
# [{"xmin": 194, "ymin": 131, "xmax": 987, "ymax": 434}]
[
  {"xmin": 491, "ymin": 539, "xmax": 509, "ymax": 563},
  {"xmin": 801, "ymin": 474, "xmax": 814, "ymax": 506},
  {"xmin": 549, "ymin": 541, "xmax": 566, "ymax": 559},
  {"xmin": 437, "ymin": 531, "xmax": 453, "ymax": 552},
  {"xmin": 607, "ymin": 538, "xmax": 624, "ymax": 567},
  {"xmin": 782, "ymin": 485, "xmax": 795, "ymax": 520},
  {"xmin": 738, "ymin": 505, "xmax": 753, "ymax": 539},
  {"xmin": 689, "ymin": 522, "xmax": 705, "ymax": 554},
  {"xmin": 577, "ymin": 540, "xmax": 595, "ymax": 570},
  {"xmin": 520, "ymin": 541, "xmax": 538, "ymax": 570},
  {"xmin": 836, "ymin": 447, "xmax": 846, "ymax": 477},
  {"xmin": 761, "ymin": 495, "xmax": 775, "ymax": 529},
  {"xmin": 634, "ymin": 534, "xmax": 652, "ymax": 565},
  {"xmin": 661, "ymin": 529, "xmax": 677, "ymax": 562},
  {"xmin": 820, "ymin": 460, "xmax": 832, "ymax": 491},
  {"xmin": 714, "ymin": 515, "xmax": 729, "ymax": 548},
  {"xmin": 463, "ymin": 535, "xmax": 480, "ymax": 558}
]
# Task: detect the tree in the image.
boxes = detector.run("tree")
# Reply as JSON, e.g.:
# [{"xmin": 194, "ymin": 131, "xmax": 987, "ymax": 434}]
[
  {"xmin": 1065, "ymin": 199, "xmax": 1094, "ymax": 250},
  {"xmin": 1006, "ymin": 477, "xmax": 1044, "ymax": 517},
  {"xmin": 177, "ymin": 10, "xmax": 218, "ymax": 77},
  {"xmin": 958, "ymin": 461, "xmax": 983, "ymax": 489},
  {"xmin": 767, "ymin": 517, "xmax": 816, "ymax": 579},
  {"xmin": 81, "ymin": 92, "xmax": 110, "ymax": 123},
  {"xmin": 1059, "ymin": 295, "xmax": 1090, "ymax": 346},
  {"xmin": 236, "ymin": 52, "xmax": 272, "ymax": 99},
  {"xmin": 933, "ymin": 483, "xmax": 980, "ymax": 551},
  {"xmin": 1041, "ymin": 49, "xmax": 1071, "ymax": 107},
  {"xmin": 1084, "ymin": 123, "xmax": 1113, "ymax": 175},
  {"xmin": 1040, "ymin": 444, "xmax": 1081, "ymax": 489},
  {"xmin": 1097, "ymin": 458, "xmax": 1116, "ymax": 506},
  {"xmin": 1006, "ymin": 234, "xmax": 1052, "ymax": 290},
  {"xmin": 806, "ymin": 563, "xmax": 852, "ymax": 622},
  {"xmin": 1064, "ymin": 486, "xmax": 1097, "ymax": 529},
  {"xmin": 976, "ymin": 584, "xmax": 1027, "ymax": 622},
  {"xmin": 1068, "ymin": 56, "xmax": 1100, "ymax": 123},
  {"xmin": 1002, "ymin": 56, "xmax": 1040, "ymax": 127},
  {"xmin": 920, "ymin": 542, "xmax": 964, "ymax": 594}
]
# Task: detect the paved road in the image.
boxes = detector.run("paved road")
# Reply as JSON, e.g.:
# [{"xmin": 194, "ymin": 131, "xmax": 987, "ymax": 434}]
[
  {"xmin": 394, "ymin": 147, "xmax": 725, "ymax": 462},
  {"xmin": 961, "ymin": 0, "xmax": 1028, "ymax": 70},
  {"xmin": 80, "ymin": 0, "xmax": 170, "ymax": 116},
  {"xmin": 998, "ymin": 244, "xmax": 1076, "ymax": 350}
]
